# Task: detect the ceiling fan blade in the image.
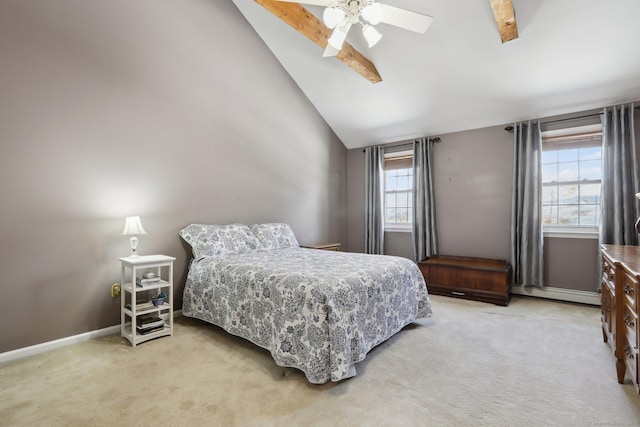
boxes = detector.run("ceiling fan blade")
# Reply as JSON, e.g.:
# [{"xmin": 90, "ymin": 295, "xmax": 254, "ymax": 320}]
[
  {"xmin": 272, "ymin": 0, "xmax": 334, "ymax": 6},
  {"xmin": 377, "ymin": 3, "xmax": 433, "ymax": 34},
  {"xmin": 326, "ymin": 23, "xmax": 352, "ymax": 51},
  {"xmin": 323, "ymin": 44, "xmax": 340, "ymax": 57}
]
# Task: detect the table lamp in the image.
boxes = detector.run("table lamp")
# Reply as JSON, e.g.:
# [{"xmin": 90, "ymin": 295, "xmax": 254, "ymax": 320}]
[{"xmin": 122, "ymin": 216, "xmax": 147, "ymax": 257}]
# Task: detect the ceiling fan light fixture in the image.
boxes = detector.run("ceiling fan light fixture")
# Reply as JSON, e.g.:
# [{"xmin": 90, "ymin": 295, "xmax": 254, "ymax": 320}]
[
  {"xmin": 361, "ymin": 3, "xmax": 382, "ymax": 25},
  {"xmin": 362, "ymin": 24, "xmax": 382, "ymax": 47},
  {"xmin": 323, "ymin": 7, "xmax": 345, "ymax": 29}
]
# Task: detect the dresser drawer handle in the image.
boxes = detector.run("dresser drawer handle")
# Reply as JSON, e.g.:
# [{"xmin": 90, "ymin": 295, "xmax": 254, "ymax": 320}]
[
  {"xmin": 451, "ymin": 291, "xmax": 465, "ymax": 296},
  {"xmin": 624, "ymin": 315, "xmax": 635, "ymax": 327}
]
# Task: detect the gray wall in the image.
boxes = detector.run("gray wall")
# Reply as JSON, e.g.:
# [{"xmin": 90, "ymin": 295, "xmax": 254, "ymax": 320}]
[
  {"xmin": 347, "ymin": 124, "xmax": 513, "ymax": 260},
  {"xmin": 431, "ymin": 125, "xmax": 514, "ymax": 260},
  {"xmin": 347, "ymin": 109, "xmax": 640, "ymax": 293},
  {"xmin": 0, "ymin": 0, "xmax": 347, "ymax": 353},
  {"xmin": 544, "ymin": 237, "xmax": 599, "ymax": 291}
]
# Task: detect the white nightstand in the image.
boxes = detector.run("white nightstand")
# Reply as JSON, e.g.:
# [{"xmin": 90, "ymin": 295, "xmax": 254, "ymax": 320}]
[{"xmin": 119, "ymin": 254, "xmax": 176, "ymax": 347}]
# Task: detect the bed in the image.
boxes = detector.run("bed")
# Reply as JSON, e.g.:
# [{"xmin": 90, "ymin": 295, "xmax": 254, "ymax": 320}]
[{"xmin": 180, "ymin": 223, "xmax": 432, "ymax": 384}]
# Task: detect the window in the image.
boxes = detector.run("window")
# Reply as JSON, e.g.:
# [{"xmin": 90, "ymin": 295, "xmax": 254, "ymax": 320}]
[
  {"xmin": 541, "ymin": 125, "xmax": 602, "ymax": 229},
  {"xmin": 384, "ymin": 151, "xmax": 413, "ymax": 230}
]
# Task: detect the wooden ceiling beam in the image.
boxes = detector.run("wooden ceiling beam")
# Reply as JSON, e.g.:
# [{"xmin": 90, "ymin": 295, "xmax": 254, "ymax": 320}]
[
  {"xmin": 489, "ymin": 0, "xmax": 519, "ymax": 43},
  {"xmin": 255, "ymin": 0, "xmax": 382, "ymax": 83}
]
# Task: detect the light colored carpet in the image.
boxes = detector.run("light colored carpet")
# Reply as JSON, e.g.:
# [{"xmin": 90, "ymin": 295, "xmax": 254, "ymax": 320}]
[{"xmin": 1, "ymin": 295, "xmax": 639, "ymax": 426}]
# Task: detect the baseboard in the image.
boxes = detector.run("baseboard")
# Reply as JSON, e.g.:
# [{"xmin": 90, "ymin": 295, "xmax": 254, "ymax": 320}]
[
  {"xmin": 511, "ymin": 286, "xmax": 600, "ymax": 306},
  {"xmin": 0, "ymin": 324, "xmax": 121, "ymax": 365},
  {"xmin": 0, "ymin": 310, "xmax": 183, "ymax": 365}
]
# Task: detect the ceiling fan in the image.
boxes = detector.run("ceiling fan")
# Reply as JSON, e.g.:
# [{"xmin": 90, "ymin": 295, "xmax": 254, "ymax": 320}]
[{"xmin": 272, "ymin": 0, "xmax": 434, "ymax": 57}]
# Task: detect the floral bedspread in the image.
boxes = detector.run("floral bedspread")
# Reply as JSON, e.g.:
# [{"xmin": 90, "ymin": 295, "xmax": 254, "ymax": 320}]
[{"xmin": 182, "ymin": 248, "xmax": 432, "ymax": 384}]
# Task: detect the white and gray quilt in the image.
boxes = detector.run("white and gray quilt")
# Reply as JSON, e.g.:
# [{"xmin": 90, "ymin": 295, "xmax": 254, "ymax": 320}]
[{"xmin": 182, "ymin": 247, "xmax": 432, "ymax": 384}]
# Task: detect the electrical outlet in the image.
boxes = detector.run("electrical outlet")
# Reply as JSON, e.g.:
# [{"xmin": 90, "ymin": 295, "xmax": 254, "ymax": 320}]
[{"xmin": 111, "ymin": 283, "xmax": 121, "ymax": 297}]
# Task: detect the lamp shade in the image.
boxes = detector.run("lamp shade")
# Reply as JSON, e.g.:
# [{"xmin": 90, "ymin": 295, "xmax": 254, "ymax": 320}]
[
  {"xmin": 122, "ymin": 216, "xmax": 147, "ymax": 236},
  {"xmin": 323, "ymin": 7, "xmax": 345, "ymax": 29},
  {"xmin": 362, "ymin": 24, "xmax": 382, "ymax": 47}
]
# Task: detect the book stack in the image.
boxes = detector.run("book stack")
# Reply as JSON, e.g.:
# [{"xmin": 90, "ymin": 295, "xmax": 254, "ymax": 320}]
[
  {"xmin": 136, "ymin": 274, "xmax": 160, "ymax": 287},
  {"xmin": 136, "ymin": 314, "xmax": 165, "ymax": 335},
  {"xmin": 125, "ymin": 300, "xmax": 154, "ymax": 312}
]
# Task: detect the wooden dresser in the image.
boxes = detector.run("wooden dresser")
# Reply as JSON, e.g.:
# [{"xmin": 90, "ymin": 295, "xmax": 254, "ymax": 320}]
[
  {"xmin": 418, "ymin": 255, "xmax": 512, "ymax": 306},
  {"xmin": 600, "ymin": 244, "xmax": 639, "ymax": 393}
]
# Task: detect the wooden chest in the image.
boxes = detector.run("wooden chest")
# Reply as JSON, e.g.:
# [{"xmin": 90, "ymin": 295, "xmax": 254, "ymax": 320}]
[{"xmin": 418, "ymin": 255, "xmax": 512, "ymax": 306}]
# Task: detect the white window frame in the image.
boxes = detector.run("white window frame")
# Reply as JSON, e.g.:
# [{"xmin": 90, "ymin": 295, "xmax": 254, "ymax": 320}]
[
  {"xmin": 541, "ymin": 124, "xmax": 602, "ymax": 240},
  {"xmin": 384, "ymin": 150, "xmax": 413, "ymax": 233}
]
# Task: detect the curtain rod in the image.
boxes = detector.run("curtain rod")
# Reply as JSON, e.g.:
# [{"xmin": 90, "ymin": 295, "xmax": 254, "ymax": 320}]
[
  {"xmin": 361, "ymin": 137, "xmax": 441, "ymax": 152},
  {"xmin": 542, "ymin": 112, "xmax": 602, "ymax": 126},
  {"xmin": 504, "ymin": 113, "xmax": 601, "ymax": 132},
  {"xmin": 505, "ymin": 106, "xmax": 639, "ymax": 132}
]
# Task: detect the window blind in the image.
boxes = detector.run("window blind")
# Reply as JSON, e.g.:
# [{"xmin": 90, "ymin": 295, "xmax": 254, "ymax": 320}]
[
  {"xmin": 384, "ymin": 155, "xmax": 413, "ymax": 170},
  {"xmin": 542, "ymin": 124, "xmax": 602, "ymax": 150}
]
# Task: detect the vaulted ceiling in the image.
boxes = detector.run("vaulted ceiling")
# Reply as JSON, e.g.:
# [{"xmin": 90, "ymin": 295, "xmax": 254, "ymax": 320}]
[{"xmin": 232, "ymin": 0, "xmax": 640, "ymax": 149}]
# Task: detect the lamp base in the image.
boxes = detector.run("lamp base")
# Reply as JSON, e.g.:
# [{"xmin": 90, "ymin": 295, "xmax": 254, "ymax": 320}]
[{"xmin": 129, "ymin": 236, "xmax": 140, "ymax": 258}]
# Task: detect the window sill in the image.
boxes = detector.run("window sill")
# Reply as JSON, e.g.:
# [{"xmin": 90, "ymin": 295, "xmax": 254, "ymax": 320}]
[
  {"xmin": 543, "ymin": 227, "xmax": 599, "ymax": 239},
  {"xmin": 385, "ymin": 225, "xmax": 412, "ymax": 233}
]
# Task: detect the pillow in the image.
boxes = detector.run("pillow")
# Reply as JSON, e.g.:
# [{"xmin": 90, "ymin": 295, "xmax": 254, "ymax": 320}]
[
  {"xmin": 179, "ymin": 223, "xmax": 260, "ymax": 259},
  {"xmin": 249, "ymin": 223, "xmax": 299, "ymax": 251}
]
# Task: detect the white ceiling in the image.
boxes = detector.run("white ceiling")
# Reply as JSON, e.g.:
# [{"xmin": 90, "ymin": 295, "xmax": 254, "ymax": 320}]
[{"xmin": 232, "ymin": 0, "xmax": 640, "ymax": 149}]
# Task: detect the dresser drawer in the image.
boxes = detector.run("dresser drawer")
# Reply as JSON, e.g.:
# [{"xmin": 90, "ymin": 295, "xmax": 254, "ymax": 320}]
[
  {"xmin": 601, "ymin": 283, "xmax": 616, "ymax": 350},
  {"xmin": 623, "ymin": 272, "xmax": 638, "ymax": 310},
  {"xmin": 623, "ymin": 334, "xmax": 638, "ymax": 388},
  {"xmin": 601, "ymin": 258, "xmax": 616, "ymax": 289},
  {"xmin": 623, "ymin": 302, "xmax": 638, "ymax": 346},
  {"xmin": 426, "ymin": 284, "xmax": 511, "ymax": 306}
]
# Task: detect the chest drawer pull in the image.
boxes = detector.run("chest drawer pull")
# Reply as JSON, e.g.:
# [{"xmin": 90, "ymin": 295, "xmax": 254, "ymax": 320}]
[{"xmin": 451, "ymin": 291, "xmax": 466, "ymax": 296}]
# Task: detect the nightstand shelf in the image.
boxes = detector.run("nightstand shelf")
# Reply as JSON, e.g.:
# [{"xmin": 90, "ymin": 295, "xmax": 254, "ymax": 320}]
[
  {"xmin": 122, "ymin": 301, "xmax": 170, "ymax": 318},
  {"xmin": 123, "ymin": 281, "xmax": 171, "ymax": 293},
  {"xmin": 121, "ymin": 323, "xmax": 172, "ymax": 344},
  {"xmin": 119, "ymin": 255, "xmax": 176, "ymax": 347}
]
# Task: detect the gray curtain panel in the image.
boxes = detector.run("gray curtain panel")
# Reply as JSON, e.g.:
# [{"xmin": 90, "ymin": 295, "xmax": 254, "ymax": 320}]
[
  {"xmin": 412, "ymin": 137, "xmax": 437, "ymax": 262},
  {"xmin": 600, "ymin": 103, "xmax": 639, "ymax": 245},
  {"xmin": 510, "ymin": 121, "xmax": 544, "ymax": 287},
  {"xmin": 365, "ymin": 145, "xmax": 385, "ymax": 254}
]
